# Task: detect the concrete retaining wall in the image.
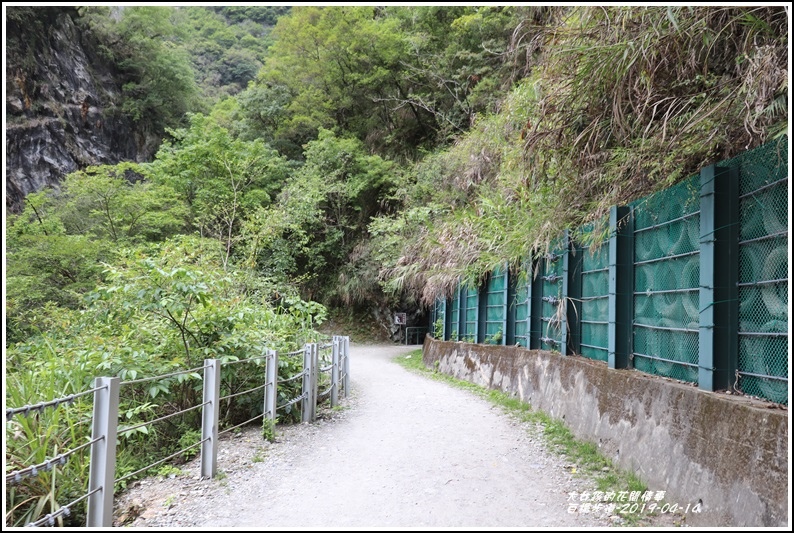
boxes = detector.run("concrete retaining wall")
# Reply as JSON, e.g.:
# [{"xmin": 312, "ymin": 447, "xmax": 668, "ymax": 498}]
[{"xmin": 423, "ymin": 337, "xmax": 788, "ymax": 526}]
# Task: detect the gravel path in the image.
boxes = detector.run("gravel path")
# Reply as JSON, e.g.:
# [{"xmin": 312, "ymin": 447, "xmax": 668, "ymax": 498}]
[{"xmin": 116, "ymin": 344, "xmax": 617, "ymax": 527}]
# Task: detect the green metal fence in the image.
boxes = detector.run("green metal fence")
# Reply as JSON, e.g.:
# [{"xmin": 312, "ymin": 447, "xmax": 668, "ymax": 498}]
[
  {"xmin": 463, "ymin": 284, "xmax": 479, "ymax": 342},
  {"xmin": 430, "ymin": 138, "xmax": 788, "ymax": 404},
  {"xmin": 485, "ymin": 267, "xmax": 508, "ymax": 344},
  {"xmin": 539, "ymin": 244, "xmax": 566, "ymax": 352},
  {"xmin": 729, "ymin": 141, "xmax": 788, "ymax": 403},
  {"xmin": 513, "ymin": 267, "xmax": 531, "ymax": 348},
  {"xmin": 448, "ymin": 286, "xmax": 461, "ymax": 341},
  {"xmin": 631, "ymin": 174, "xmax": 701, "ymax": 383},
  {"xmin": 578, "ymin": 239, "xmax": 610, "ymax": 361}
]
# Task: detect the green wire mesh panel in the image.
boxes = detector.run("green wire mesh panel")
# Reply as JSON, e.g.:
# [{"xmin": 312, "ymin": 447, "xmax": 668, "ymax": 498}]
[
  {"xmin": 540, "ymin": 248, "xmax": 565, "ymax": 351},
  {"xmin": 579, "ymin": 243, "xmax": 609, "ymax": 361},
  {"xmin": 448, "ymin": 286, "xmax": 460, "ymax": 341},
  {"xmin": 463, "ymin": 285, "xmax": 479, "ymax": 342},
  {"xmin": 729, "ymin": 139, "xmax": 788, "ymax": 403},
  {"xmin": 513, "ymin": 266, "xmax": 531, "ymax": 348},
  {"xmin": 485, "ymin": 267, "xmax": 507, "ymax": 344},
  {"xmin": 632, "ymin": 174, "xmax": 701, "ymax": 383}
]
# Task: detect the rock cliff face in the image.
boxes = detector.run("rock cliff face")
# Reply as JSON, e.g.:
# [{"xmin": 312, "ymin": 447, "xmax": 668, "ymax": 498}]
[{"xmin": 6, "ymin": 8, "xmax": 158, "ymax": 213}]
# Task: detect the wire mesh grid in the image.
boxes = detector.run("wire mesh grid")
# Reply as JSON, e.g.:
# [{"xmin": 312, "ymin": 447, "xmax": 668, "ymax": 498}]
[
  {"xmin": 579, "ymin": 242, "xmax": 609, "ymax": 361},
  {"xmin": 731, "ymin": 140, "xmax": 788, "ymax": 403},
  {"xmin": 463, "ymin": 285, "xmax": 478, "ymax": 342},
  {"xmin": 540, "ymin": 247, "xmax": 564, "ymax": 351},
  {"xmin": 632, "ymin": 174, "xmax": 701, "ymax": 383},
  {"xmin": 513, "ymin": 267, "xmax": 531, "ymax": 348},
  {"xmin": 449, "ymin": 288, "xmax": 460, "ymax": 341},
  {"xmin": 485, "ymin": 268, "xmax": 506, "ymax": 344}
]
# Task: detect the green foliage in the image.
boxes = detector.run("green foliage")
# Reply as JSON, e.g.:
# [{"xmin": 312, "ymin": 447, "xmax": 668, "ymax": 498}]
[
  {"xmin": 155, "ymin": 465, "xmax": 183, "ymax": 479},
  {"xmin": 385, "ymin": 6, "xmax": 521, "ymax": 140},
  {"xmin": 57, "ymin": 163, "xmax": 187, "ymax": 243},
  {"xmin": 261, "ymin": 418, "xmax": 275, "ymax": 442},
  {"xmin": 241, "ymin": 129, "xmax": 398, "ymax": 304},
  {"xmin": 5, "ymin": 366, "xmax": 94, "ymax": 527},
  {"xmin": 6, "ymin": 236, "xmax": 327, "ymax": 525},
  {"xmin": 172, "ymin": 7, "xmax": 282, "ymax": 102},
  {"xmin": 177, "ymin": 428, "xmax": 203, "ymax": 461},
  {"xmin": 212, "ymin": 6, "xmax": 290, "ymax": 26},
  {"xmin": 5, "ymin": 164, "xmax": 187, "ymax": 345},
  {"xmin": 76, "ymin": 5, "xmax": 282, "ymax": 112},
  {"xmin": 248, "ymin": 6, "xmax": 534, "ymax": 158},
  {"xmin": 374, "ymin": 6, "xmax": 788, "ymax": 303},
  {"xmin": 151, "ymin": 113, "xmax": 292, "ymax": 268},
  {"xmin": 110, "ymin": 7, "xmax": 202, "ymax": 132},
  {"xmin": 257, "ymin": 7, "xmax": 409, "ymax": 155},
  {"xmin": 488, "ymin": 329, "xmax": 503, "ymax": 345},
  {"xmin": 433, "ymin": 318, "xmax": 444, "ymax": 339}
]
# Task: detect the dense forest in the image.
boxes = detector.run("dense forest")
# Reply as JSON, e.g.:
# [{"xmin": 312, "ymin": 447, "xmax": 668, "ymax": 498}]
[{"xmin": 4, "ymin": 6, "xmax": 788, "ymax": 526}]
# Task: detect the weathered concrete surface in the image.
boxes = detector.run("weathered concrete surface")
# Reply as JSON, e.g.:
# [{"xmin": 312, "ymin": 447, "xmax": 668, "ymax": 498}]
[{"xmin": 423, "ymin": 337, "xmax": 789, "ymax": 527}]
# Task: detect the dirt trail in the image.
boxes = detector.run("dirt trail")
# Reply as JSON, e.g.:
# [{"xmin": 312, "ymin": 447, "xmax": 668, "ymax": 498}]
[{"xmin": 117, "ymin": 344, "xmax": 616, "ymax": 527}]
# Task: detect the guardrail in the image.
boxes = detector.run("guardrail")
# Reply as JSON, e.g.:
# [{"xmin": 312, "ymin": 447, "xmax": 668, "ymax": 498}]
[
  {"xmin": 404, "ymin": 327, "xmax": 426, "ymax": 345},
  {"xmin": 5, "ymin": 335, "xmax": 350, "ymax": 527}
]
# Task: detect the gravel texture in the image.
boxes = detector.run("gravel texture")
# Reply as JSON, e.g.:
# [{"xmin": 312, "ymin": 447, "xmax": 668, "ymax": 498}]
[{"xmin": 114, "ymin": 344, "xmax": 641, "ymax": 528}]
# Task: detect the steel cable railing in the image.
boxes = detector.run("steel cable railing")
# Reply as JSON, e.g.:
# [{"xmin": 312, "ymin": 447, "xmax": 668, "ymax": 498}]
[{"xmin": 8, "ymin": 336, "xmax": 351, "ymax": 527}]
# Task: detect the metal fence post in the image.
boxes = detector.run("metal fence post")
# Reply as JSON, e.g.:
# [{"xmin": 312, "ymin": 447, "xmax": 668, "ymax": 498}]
[
  {"xmin": 560, "ymin": 231, "xmax": 571, "ymax": 355},
  {"xmin": 87, "ymin": 377, "xmax": 120, "ymax": 527},
  {"xmin": 201, "ymin": 359, "xmax": 220, "ymax": 479},
  {"xmin": 457, "ymin": 284, "xmax": 466, "ymax": 342},
  {"xmin": 301, "ymin": 344, "xmax": 313, "ymax": 423},
  {"xmin": 477, "ymin": 275, "xmax": 488, "ymax": 343},
  {"xmin": 331, "ymin": 337, "xmax": 340, "ymax": 407},
  {"xmin": 608, "ymin": 205, "xmax": 633, "ymax": 369},
  {"xmin": 699, "ymin": 164, "xmax": 740, "ymax": 390},
  {"xmin": 263, "ymin": 349, "xmax": 277, "ymax": 435},
  {"xmin": 567, "ymin": 231, "xmax": 583, "ymax": 355},
  {"xmin": 501, "ymin": 262, "xmax": 509, "ymax": 345},
  {"xmin": 529, "ymin": 259, "xmax": 544, "ymax": 349},
  {"xmin": 311, "ymin": 343, "xmax": 319, "ymax": 421},
  {"xmin": 506, "ymin": 271, "xmax": 517, "ymax": 346},
  {"xmin": 342, "ymin": 336, "xmax": 350, "ymax": 398}
]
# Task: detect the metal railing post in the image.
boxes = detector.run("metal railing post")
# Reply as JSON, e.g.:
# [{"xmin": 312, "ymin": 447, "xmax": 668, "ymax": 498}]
[
  {"xmin": 302, "ymin": 344, "xmax": 313, "ymax": 423},
  {"xmin": 201, "ymin": 359, "xmax": 220, "ymax": 479},
  {"xmin": 608, "ymin": 206, "xmax": 633, "ymax": 369},
  {"xmin": 699, "ymin": 164, "xmax": 739, "ymax": 390},
  {"xmin": 342, "ymin": 336, "xmax": 350, "ymax": 398},
  {"xmin": 311, "ymin": 343, "xmax": 319, "ymax": 421},
  {"xmin": 263, "ymin": 349, "xmax": 277, "ymax": 439},
  {"xmin": 331, "ymin": 337, "xmax": 340, "ymax": 407},
  {"xmin": 87, "ymin": 377, "xmax": 120, "ymax": 527}
]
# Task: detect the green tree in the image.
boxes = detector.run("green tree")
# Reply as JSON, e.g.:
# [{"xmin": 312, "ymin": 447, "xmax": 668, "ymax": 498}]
[
  {"xmin": 242, "ymin": 129, "xmax": 398, "ymax": 302},
  {"xmin": 112, "ymin": 7, "xmax": 202, "ymax": 132},
  {"xmin": 57, "ymin": 163, "xmax": 187, "ymax": 243},
  {"xmin": 152, "ymin": 113, "xmax": 292, "ymax": 268},
  {"xmin": 254, "ymin": 6, "xmax": 418, "ymax": 157},
  {"xmin": 5, "ymin": 166, "xmax": 187, "ymax": 344},
  {"xmin": 383, "ymin": 6, "xmax": 526, "ymax": 135}
]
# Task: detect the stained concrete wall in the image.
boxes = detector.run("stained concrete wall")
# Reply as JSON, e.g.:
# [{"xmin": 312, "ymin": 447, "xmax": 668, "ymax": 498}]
[{"xmin": 423, "ymin": 337, "xmax": 788, "ymax": 527}]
